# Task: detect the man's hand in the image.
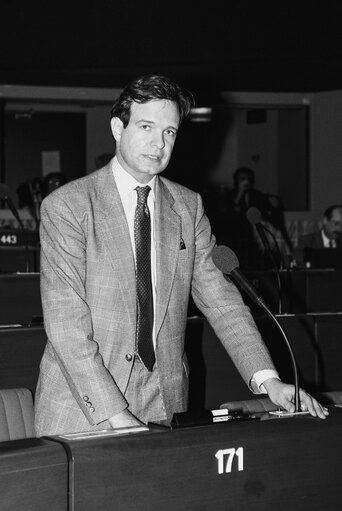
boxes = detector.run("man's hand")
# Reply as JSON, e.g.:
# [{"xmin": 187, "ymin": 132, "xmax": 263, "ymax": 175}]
[
  {"xmin": 108, "ymin": 409, "xmax": 145, "ymax": 429},
  {"xmin": 263, "ymin": 378, "xmax": 329, "ymax": 419}
]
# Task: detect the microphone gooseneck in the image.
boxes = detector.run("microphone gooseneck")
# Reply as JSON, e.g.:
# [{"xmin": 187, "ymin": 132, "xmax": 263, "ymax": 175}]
[
  {"xmin": 212, "ymin": 244, "xmax": 300, "ymax": 413},
  {"xmin": 246, "ymin": 206, "xmax": 284, "ymax": 268},
  {"xmin": 246, "ymin": 206, "xmax": 283, "ymax": 314}
]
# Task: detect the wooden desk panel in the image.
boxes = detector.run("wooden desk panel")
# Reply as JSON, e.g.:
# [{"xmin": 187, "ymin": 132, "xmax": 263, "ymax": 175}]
[
  {"xmin": 0, "ymin": 438, "xmax": 68, "ymax": 511},
  {"xmin": 244, "ymin": 269, "xmax": 342, "ymax": 314},
  {"xmin": 55, "ymin": 407, "xmax": 342, "ymax": 511},
  {"xmin": 0, "ymin": 325, "xmax": 46, "ymax": 394},
  {"xmin": 0, "ymin": 273, "xmax": 42, "ymax": 325},
  {"xmin": 315, "ymin": 314, "xmax": 342, "ymax": 390}
]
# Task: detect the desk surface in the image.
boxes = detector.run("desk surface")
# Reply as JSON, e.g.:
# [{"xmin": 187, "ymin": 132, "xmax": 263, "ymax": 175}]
[{"xmin": 53, "ymin": 406, "xmax": 342, "ymax": 511}]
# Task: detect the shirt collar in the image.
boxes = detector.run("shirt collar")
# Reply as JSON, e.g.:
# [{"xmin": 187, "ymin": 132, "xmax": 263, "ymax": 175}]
[
  {"xmin": 322, "ymin": 228, "xmax": 332, "ymax": 247},
  {"xmin": 112, "ymin": 156, "xmax": 156, "ymax": 198}
]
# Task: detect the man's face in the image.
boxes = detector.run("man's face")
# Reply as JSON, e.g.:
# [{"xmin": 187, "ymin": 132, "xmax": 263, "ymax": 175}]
[
  {"xmin": 323, "ymin": 208, "xmax": 342, "ymax": 240},
  {"xmin": 111, "ymin": 99, "xmax": 180, "ymax": 184}
]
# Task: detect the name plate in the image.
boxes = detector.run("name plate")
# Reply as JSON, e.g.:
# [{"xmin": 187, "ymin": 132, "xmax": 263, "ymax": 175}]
[{"xmin": 0, "ymin": 230, "xmax": 39, "ymax": 247}]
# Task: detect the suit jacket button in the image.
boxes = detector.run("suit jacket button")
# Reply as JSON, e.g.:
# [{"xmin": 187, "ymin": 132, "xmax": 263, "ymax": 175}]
[
  {"xmin": 83, "ymin": 395, "xmax": 89, "ymax": 402},
  {"xmin": 125, "ymin": 353, "xmax": 133, "ymax": 362},
  {"xmin": 89, "ymin": 407, "xmax": 95, "ymax": 413}
]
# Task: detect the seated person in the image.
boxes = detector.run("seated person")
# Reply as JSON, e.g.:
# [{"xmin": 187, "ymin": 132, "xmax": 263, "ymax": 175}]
[
  {"xmin": 298, "ymin": 205, "xmax": 342, "ymax": 250},
  {"xmin": 42, "ymin": 172, "xmax": 67, "ymax": 198},
  {"xmin": 227, "ymin": 166, "xmax": 269, "ymax": 216}
]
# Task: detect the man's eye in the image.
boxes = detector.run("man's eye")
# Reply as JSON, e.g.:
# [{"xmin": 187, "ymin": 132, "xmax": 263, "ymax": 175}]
[
  {"xmin": 141, "ymin": 124, "xmax": 150, "ymax": 130},
  {"xmin": 165, "ymin": 129, "xmax": 176, "ymax": 137}
]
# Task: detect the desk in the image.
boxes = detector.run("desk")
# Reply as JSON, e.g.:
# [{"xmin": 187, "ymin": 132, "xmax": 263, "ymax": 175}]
[
  {"xmin": 0, "ymin": 438, "xmax": 68, "ymax": 511},
  {"xmin": 244, "ymin": 269, "xmax": 342, "ymax": 314},
  {"xmin": 0, "ymin": 273, "xmax": 42, "ymax": 325},
  {"xmin": 50, "ymin": 407, "xmax": 342, "ymax": 511},
  {"xmin": 0, "ymin": 325, "xmax": 46, "ymax": 394}
]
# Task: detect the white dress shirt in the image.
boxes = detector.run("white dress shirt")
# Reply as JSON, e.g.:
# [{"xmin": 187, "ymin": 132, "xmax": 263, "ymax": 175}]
[
  {"xmin": 322, "ymin": 229, "xmax": 336, "ymax": 247},
  {"xmin": 112, "ymin": 157, "xmax": 157, "ymax": 346}
]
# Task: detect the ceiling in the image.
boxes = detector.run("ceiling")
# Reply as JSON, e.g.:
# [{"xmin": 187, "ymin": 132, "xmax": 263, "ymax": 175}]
[{"xmin": 1, "ymin": 2, "xmax": 342, "ymax": 95}]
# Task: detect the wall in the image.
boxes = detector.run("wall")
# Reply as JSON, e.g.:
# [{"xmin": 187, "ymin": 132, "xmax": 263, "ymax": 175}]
[
  {"xmin": 1, "ymin": 84, "xmax": 342, "ymax": 220},
  {"xmin": 310, "ymin": 89, "xmax": 342, "ymax": 215}
]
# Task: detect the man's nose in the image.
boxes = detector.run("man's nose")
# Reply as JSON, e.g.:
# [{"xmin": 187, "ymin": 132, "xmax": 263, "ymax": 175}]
[{"xmin": 151, "ymin": 132, "xmax": 165, "ymax": 149}]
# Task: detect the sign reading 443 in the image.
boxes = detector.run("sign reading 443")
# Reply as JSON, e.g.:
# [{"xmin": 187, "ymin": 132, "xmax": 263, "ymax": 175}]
[{"xmin": 0, "ymin": 234, "xmax": 18, "ymax": 246}]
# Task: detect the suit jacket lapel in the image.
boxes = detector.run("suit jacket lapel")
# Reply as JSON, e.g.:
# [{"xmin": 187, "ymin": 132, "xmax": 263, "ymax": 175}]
[
  {"xmin": 154, "ymin": 177, "xmax": 181, "ymax": 339},
  {"xmin": 95, "ymin": 166, "xmax": 137, "ymax": 322}
]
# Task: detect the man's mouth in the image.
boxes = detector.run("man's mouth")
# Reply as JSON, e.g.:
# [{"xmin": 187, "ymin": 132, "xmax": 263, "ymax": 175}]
[{"xmin": 144, "ymin": 154, "xmax": 161, "ymax": 161}]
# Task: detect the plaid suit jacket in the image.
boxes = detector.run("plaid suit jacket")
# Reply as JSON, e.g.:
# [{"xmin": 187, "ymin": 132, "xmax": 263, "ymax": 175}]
[{"xmin": 34, "ymin": 163, "xmax": 274, "ymax": 435}]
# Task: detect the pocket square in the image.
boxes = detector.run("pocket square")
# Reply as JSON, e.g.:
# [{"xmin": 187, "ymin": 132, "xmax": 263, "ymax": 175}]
[{"xmin": 180, "ymin": 238, "xmax": 186, "ymax": 250}]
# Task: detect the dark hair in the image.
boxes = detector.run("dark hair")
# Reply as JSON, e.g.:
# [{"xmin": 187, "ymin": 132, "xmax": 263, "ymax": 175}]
[
  {"xmin": 233, "ymin": 166, "xmax": 255, "ymax": 187},
  {"xmin": 42, "ymin": 172, "xmax": 67, "ymax": 197},
  {"xmin": 324, "ymin": 204, "xmax": 342, "ymax": 220},
  {"xmin": 110, "ymin": 74, "xmax": 195, "ymax": 127}
]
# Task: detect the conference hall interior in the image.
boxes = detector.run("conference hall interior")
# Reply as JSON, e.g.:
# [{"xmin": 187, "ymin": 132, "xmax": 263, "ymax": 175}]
[{"xmin": 1, "ymin": 2, "xmax": 342, "ymax": 510}]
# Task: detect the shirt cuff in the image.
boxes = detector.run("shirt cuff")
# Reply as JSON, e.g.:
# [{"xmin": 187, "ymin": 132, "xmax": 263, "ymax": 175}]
[{"xmin": 250, "ymin": 369, "xmax": 280, "ymax": 394}]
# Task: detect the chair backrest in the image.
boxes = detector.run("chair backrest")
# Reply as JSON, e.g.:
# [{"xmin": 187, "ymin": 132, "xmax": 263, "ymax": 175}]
[
  {"xmin": 0, "ymin": 388, "xmax": 35, "ymax": 441},
  {"xmin": 220, "ymin": 390, "xmax": 342, "ymax": 415}
]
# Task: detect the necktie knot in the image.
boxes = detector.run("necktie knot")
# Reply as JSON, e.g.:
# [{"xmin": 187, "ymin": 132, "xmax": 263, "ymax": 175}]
[{"xmin": 136, "ymin": 186, "xmax": 151, "ymax": 206}]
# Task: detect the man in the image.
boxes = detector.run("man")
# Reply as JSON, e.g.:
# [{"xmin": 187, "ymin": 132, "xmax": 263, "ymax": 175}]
[
  {"xmin": 228, "ymin": 167, "xmax": 269, "ymax": 215},
  {"xmin": 35, "ymin": 75, "xmax": 327, "ymax": 436},
  {"xmin": 298, "ymin": 205, "xmax": 342, "ymax": 250}
]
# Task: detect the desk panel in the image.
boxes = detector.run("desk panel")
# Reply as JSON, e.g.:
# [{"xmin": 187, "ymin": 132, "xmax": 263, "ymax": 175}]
[
  {"xmin": 244, "ymin": 269, "xmax": 342, "ymax": 314},
  {"xmin": 0, "ymin": 325, "xmax": 46, "ymax": 394},
  {"xmin": 0, "ymin": 246, "xmax": 40, "ymax": 273},
  {"xmin": 315, "ymin": 314, "xmax": 342, "ymax": 390},
  {"xmin": 0, "ymin": 273, "xmax": 42, "ymax": 325},
  {"xmin": 55, "ymin": 408, "xmax": 342, "ymax": 511},
  {"xmin": 0, "ymin": 438, "xmax": 68, "ymax": 511},
  {"xmin": 305, "ymin": 270, "xmax": 342, "ymax": 313}
]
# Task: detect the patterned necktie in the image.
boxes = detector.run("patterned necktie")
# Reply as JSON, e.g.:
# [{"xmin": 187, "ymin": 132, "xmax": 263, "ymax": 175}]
[{"xmin": 134, "ymin": 186, "xmax": 155, "ymax": 371}]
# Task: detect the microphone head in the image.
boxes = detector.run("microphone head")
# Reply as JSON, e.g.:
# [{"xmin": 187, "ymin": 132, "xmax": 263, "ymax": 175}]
[
  {"xmin": 212, "ymin": 245, "xmax": 240, "ymax": 274},
  {"xmin": 0, "ymin": 183, "xmax": 10, "ymax": 200},
  {"xmin": 246, "ymin": 206, "xmax": 263, "ymax": 225}
]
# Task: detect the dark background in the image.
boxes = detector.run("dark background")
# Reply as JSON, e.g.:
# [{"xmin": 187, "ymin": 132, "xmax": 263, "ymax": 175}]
[{"xmin": 1, "ymin": 1, "xmax": 342, "ymax": 94}]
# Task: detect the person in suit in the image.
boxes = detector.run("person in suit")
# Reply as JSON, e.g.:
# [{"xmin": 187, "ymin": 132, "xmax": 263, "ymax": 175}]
[
  {"xmin": 34, "ymin": 75, "xmax": 327, "ymax": 436},
  {"xmin": 298, "ymin": 204, "xmax": 342, "ymax": 250}
]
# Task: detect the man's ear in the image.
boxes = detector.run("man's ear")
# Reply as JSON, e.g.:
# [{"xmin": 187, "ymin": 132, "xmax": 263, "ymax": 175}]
[{"xmin": 111, "ymin": 117, "xmax": 124, "ymax": 141}]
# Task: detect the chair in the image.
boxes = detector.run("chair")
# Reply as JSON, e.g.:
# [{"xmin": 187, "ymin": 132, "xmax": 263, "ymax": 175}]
[
  {"xmin": 0, "ymin": 388, "xmax": 35, "ymax": 441},
  {"xmin": 220, "ymin": 390, "xmax": 342, "ymax": 414}
]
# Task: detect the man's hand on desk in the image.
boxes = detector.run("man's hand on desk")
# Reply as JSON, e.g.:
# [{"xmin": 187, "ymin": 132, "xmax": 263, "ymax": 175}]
[
  {"xmin": 263, "ymin": 378, "xmax": 329, "ymax": 419},
  {"xmin": 108, "ymin": 409, "xmax": 144, "ymax": 429}
]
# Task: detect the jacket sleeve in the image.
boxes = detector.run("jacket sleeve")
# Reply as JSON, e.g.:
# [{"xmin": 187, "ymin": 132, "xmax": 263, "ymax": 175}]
[{"xmin": 40, "ymin": 192, "xmax": 128, "ymax": 425}]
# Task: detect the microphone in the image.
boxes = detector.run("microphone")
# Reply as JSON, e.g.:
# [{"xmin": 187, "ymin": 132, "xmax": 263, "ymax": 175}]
[
  {"xmin": 212, "ymin": 244, "xmax": 302, "ymax": 415},
  {"xmin": 246, "ymin": 207, "xmax": 283, "ymax": 268},
  {"xmin": 0, "ymin": 184, "xmax": 25, "ymax": 230},
  {"xmin": 246, "ymin": 206, "xmax": 283, "ymax": 314},
  {"xmin": 212, "ymin": 244, "xmax": 267, "ymax": 310},
  {"xmin": 0, "ymin": 184, "xmax": 30, "ymax": 272},
  {"xmin": 30, "ymin": 178, "xmax": 43, "ymax": 224}
]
